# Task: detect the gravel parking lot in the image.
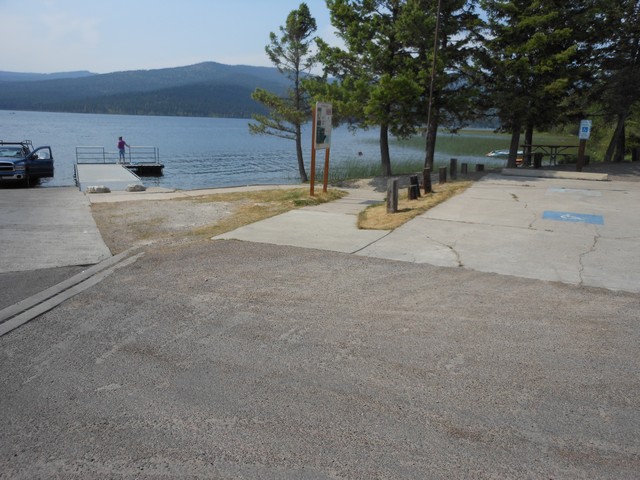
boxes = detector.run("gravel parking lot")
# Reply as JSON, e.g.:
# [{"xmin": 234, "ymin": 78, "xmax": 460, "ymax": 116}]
[{"xmin": 1, "ymin": 239, "xmax": 638, "ymax": 479}]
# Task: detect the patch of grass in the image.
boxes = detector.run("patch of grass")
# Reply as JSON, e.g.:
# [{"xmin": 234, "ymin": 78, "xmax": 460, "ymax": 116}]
[
  {"xmin": 394, "ymin": 129, "xmax": 577, "ymax": 157},
  {"xmin": 358, "ymin": 181, "xmax": 472, "ymax": 230},
  {"xmin": 318, "ymin": 158, "xmax": 453, "ymax": 184}
]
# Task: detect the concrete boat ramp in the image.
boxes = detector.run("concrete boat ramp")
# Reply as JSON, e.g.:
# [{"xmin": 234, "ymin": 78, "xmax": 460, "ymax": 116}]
[{"xmin": 75, "ymin": 163, "xmax": 143, "ymax": 192}]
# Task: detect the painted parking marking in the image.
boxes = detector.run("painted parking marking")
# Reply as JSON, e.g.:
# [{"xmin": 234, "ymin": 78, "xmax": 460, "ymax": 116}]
[{"xmin": 543, "ymin": 211, "xmax": 604, "ymax": 225}]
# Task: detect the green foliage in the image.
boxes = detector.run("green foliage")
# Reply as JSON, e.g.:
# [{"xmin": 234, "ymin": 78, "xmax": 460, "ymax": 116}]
[
  {"xmin": 312, "ymin": 0, "xmax": 481, "ymax": 174},
  {"xmin": 399, "ymin": 0, "xmax": 482, "ymax": 168},
  {"xmin": 478, "ymin": 0, "xmax": 585, "ymax": 166},
  {"xmin": 249, "ymin": 2, "xmax": 318, "ymax": 182},
  {"xmin": 249, "ymin": 89, "xmax": 298, "ymax": 139},
  {"xmin": 314, "ymin": 0, "xmax": 421, "ymax": 176},
  {"xmin": 586, "ymin": 0, "xmax": 640, "ymax": 161}
]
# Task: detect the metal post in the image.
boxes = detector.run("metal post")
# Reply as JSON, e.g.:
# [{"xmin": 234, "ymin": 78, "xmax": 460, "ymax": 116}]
[
  {"xmin": 310, "ymin": 106, "xmax": 317, "ymax": 196},
  {"xmin": 576, "ymin": 139, "xmax": 587, "ymax": 172},
  {"xmin": 424, "ymin": 0, "xmax": 442, "ymax": 170}
]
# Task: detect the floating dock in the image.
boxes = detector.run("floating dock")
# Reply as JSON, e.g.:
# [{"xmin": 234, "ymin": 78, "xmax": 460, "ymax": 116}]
[
  {"xmin": 74, "ymin": 145, "xmax": 164, "ymax": 192},
  {"xmin": 124, "ymin": 163, "xmax": 164, "ymax": 176}
]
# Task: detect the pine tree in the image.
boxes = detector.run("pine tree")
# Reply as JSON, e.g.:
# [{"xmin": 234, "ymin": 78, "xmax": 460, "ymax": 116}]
[
  {"xmin": 399, "ymin": 0, "xmax": 481, "ymax": 169},
  {"xmin": 249, "ymin": 3, "xmax": 318, "ymax": 182},
  {"xmin": 315, "ymin": 0, "xmax": 419, "ymax": 176},
  {"xmin": 590, "ymin": 0, "xmax": 640, "ymax": 161},
  {"xmin": 479, "ymin": 0, "xmax": 581, "ymax": 167}
]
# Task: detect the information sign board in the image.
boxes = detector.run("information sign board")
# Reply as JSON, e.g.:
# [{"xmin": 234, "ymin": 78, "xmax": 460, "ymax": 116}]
[{"xmin": 314, "ymin": 103, "xmax": 332, "ymax": 150}]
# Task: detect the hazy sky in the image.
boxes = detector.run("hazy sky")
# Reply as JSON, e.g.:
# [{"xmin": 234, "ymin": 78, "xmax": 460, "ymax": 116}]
[{"xmin": 0, "ymin": 0, "xmax": 337, "ymax": 74}]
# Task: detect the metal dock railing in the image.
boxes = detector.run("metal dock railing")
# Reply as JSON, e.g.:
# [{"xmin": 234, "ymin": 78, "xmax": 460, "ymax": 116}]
[{"xmin": 75, "ymin": 146, "xmax": 164, "ymax": 175}]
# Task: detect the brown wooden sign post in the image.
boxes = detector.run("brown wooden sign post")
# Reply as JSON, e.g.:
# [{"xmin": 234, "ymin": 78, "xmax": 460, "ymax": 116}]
[{"xmin": 310, "ymin": 102, "xmax": 332, "ymax": 196}]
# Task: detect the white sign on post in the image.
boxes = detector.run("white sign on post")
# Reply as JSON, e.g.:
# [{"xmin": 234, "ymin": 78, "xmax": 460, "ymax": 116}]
[
  {"xmin": 314, "ymin": 102, "xmax": 332, "ymax": 150},
  {"xmin": 579, "ymin": 119, "xmax": 592, "ymax": 140}
]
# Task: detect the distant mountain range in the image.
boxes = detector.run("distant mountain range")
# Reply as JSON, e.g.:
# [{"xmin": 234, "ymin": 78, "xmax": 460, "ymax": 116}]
[
  {"xmin": 0, "ymin": 71, "xmax": 96, "ymax": 82},
  {"xmin": 0, "ymin": 62, "xmax": 289, "ymax": 118}
]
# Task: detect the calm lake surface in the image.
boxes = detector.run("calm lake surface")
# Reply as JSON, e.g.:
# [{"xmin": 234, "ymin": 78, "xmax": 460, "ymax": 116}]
[{"xmin": 1, "ymin": 110, "xmax": 459, "ymax": 190}]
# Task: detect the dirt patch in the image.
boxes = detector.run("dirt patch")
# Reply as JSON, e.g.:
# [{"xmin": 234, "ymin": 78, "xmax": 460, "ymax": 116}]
[
  {"xmin": 91, "ymin": 198, "xmax": 234, "ymax": 253},
  {"xmin": 90, "ymin": 188, "xmax": 345, "ymax": 254}
]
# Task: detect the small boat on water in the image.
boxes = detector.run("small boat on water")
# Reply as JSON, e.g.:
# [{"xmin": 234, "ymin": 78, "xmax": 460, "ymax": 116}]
[
  {"xmin": 486, "ymin": 149, "xmax": 525, "ymax": 166},
  {"xmin": 486, "ymin": 149, "xmax": 523, "ymax": 158}
]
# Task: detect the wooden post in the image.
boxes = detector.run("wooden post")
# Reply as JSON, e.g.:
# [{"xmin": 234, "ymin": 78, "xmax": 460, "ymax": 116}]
[
  {"xmin": 475, "ymin": 164, "xmax": 484, "ymax": 172},
  {"xmin": 449, "ymin": 158, "xmax": 458, "ymax": 180},
  {"xmin": 461, "ymin": 163, "xmax": 468, "ymax": 175},
  {"xmin": 439, "ymin": 166, "xmax": 447, "ymax": 184},
  {"xmin": 322, "ymin": 148, "xmax": 330, "ymax": 193},
  {"xmin": 576, "ymin": 139, "xmax": 586, "ymax": 172},
  {"xmin": 309, "ymin": 105, "xmax": 317, "ymax": 196},
  {"xmin": 409, "ymin": 174, "xmax": 421, "ymax": 199},
  {"xmin": 387, "ymin": 178, "xmax": 398, "ymax": 213},
  {"xmin": 533, "ymin": 153, "xmax": 543, "ymax": 169},
  {"xmin": 423, "ymin": 168, "xmax": 432, "ymax": 194},
  {"xmin": 632, "ymin": 147, "xmax": 639, "ymax": 162},
  {"xmin": 523, "ymin": 145, "xmax": 532, "ymax": 167}
]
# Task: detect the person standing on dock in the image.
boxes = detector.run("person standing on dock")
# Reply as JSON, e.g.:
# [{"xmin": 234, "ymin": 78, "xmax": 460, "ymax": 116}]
[{"xmin": 117, "ymin": 136, "xmax": 129, "ymax": 163}]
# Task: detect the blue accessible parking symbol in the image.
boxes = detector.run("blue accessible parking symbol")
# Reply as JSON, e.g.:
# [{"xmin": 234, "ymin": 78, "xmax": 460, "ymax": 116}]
[{"xmin": 543, "ymin": 211, "xmax": 604, "ymax": 225}]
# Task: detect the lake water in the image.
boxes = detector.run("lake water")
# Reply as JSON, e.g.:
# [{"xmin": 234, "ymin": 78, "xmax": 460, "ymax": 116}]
[{"xmin": 0, "ymin": 110, "xmax": 465, "ymax": 190}]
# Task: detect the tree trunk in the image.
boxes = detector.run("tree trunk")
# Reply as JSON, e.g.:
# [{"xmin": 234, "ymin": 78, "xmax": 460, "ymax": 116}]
[
  {"xmin": 507, "ymin": 122, "xmax": 521, "ymax": 169},
  {"xmin": 295, "ymin": 124, "xmax": 308, "ymax": 182},
  {"xmin": 614, "ymin": 121, "xmax": 626, "ymax": 162},
  {"xmin": 605, "ymin": 113, "xmax": 626, "ymax": 163},
  {"xmin": 380, "ymin": 123, "xmax": 393, "ymax": 176},
  {"xmin": 423, "ymin": 113, "xmax": 438, "ymax": 171}
]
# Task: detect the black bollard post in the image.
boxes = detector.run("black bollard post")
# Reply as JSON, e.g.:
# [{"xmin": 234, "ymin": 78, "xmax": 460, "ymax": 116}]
[
  {"xmin": 423, "ymin": 168, "xmax": 432, "ymax": 194},
  {"xmin": 461, "ymin": 163, "xmax": 468, "ymax": 175},
  {"xmin": 449, "ymin": 158, "xmax": 458, "ymax": 180},
  {"xmin": 439, "ymin": 166, "xmax": 447, "ymax": 184},
  {"xmin": 387, "ymin": 178, "xmax": 398, "ymax": 213},
  {"xmin": 409, "ymin": 174, "xmax": 421, "ymax": 199},
  {"xmin": 533, "ymin": 153, "xmax": 543, "ymax": 169}
]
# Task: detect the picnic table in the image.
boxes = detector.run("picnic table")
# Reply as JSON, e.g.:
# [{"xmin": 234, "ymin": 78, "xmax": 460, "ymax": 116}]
[{"xmin": 521, "ymin": 144, "xmax": 580, "ymax": 166}]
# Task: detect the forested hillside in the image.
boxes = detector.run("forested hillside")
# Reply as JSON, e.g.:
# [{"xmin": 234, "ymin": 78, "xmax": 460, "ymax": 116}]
[{"xmin": 0, "ymin": 62, "xmax": 288, "ymax": 118}]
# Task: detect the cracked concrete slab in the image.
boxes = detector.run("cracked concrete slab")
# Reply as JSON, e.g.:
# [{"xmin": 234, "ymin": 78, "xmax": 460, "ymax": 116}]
[
  {"xmin": 211, "ymin": 173, "xmax": 639, "ymax": 293},
  {"xmin": 358, "ymin": 217, "xmax": 593, "ymax": 285},
  {"xmin": 580, "ymin": 236, "xmax": 640, "ymax": 291},
  {"xmin": 358, "ymin": 175, "xmax": 640, "ymax": 293}
]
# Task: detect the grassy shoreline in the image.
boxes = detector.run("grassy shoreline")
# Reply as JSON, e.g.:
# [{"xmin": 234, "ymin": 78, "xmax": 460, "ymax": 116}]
[{"xmin": 319, "ymin": 128, "xmax": 577, "ymax": 184}]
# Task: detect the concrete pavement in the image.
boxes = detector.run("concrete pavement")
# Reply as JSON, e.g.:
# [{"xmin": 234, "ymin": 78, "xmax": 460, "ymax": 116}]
[
  {"xmin": 217, "ymin": 171, "xmax": 640, "ymax": 293},
  {"xmin": 0, "ymin": 187, "xmax": 111, "ymax": 273},
  {"xmin": 2, "ymin": 239, "xmax": 638, "ymax": 479},
  {"xmin": 2, "ymin": 171, "xmax": 639, "ymax": 478},
  {"xmin": 3, "ymin": 170, "xmax": 638, "ymax": 294},
  {"xmin": 215, "ymin": 187, "xmax": 390, "ymax": 253}
]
